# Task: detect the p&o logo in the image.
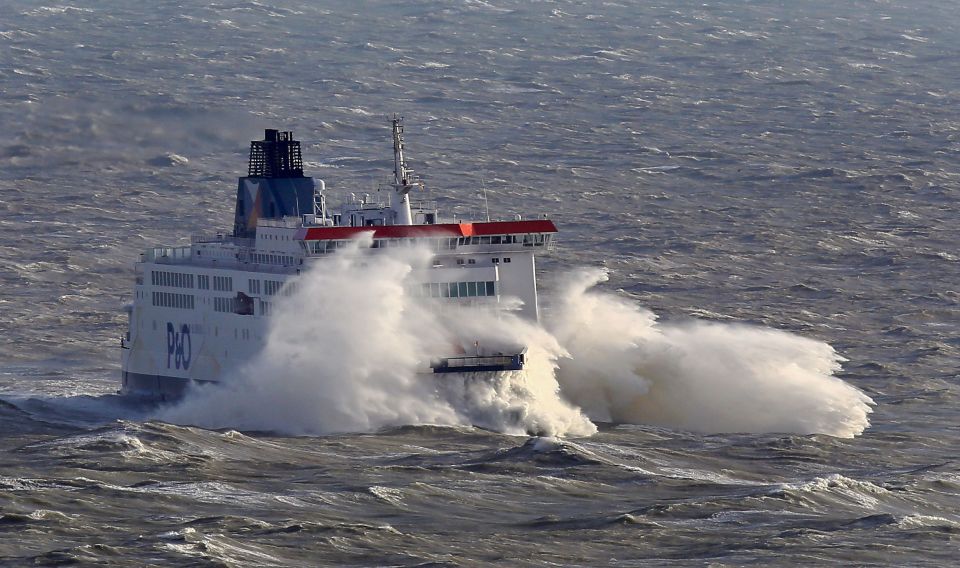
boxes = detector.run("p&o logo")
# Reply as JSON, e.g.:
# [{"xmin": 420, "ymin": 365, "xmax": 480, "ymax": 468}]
[{"xmin": 166, "ymin": 322, "xmax": 192, "ymax": 370}]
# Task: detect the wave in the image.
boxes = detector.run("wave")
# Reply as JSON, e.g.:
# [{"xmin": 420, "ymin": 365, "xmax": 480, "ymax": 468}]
[
  {"xmin": 158, "ymin": 242, "xmax": 873, "ymax": 438},
  {"xmin": 549, "ymin": 269, "xmax": 874, "ymax": 438},
  {"xmin": 159, "ymin": 239, "xmax": 594, "ymax": 438},
  {"xmin": 767, "ymin": 473, "xmax": 891, "ymax": 509}
]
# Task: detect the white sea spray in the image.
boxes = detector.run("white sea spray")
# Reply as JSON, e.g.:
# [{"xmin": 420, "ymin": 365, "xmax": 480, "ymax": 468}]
[
  {"xmin": 161, "ymin": 245, "xmax": 872, "ymax": 438},
  {"xmin": 549, "ymin": 268, "xmax": 874, "ymax": 438},
  {"xmin": 160, "ymin": 238, "xmax": 594, "ymax": 437}
]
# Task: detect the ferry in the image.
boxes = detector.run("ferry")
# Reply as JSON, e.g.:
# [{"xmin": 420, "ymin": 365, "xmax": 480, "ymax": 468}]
[{"xmin": 120, "ymin": 118, "xmax": 557, "ymax": 400}]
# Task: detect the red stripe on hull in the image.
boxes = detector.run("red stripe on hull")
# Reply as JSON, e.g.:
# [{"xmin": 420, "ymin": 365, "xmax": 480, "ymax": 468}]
[{"xmin": 297, "ymin": 220, "xmax": 557, "ymax": 241}]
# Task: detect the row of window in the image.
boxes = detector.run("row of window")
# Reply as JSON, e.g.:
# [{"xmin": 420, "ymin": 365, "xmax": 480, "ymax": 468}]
[
  {"xmin": 306, "ymin": 233, "xmax": 550, "ymax": 255},
  {"xmin": 152, "ymin": 280, "xmax": 499, "ymax": 311},
  {"xmin": 447, "ymin": 234, "xmax": 548, "ymax": 246},
  {"xmin": 152, "ymin": 272, "xmax": 263, "ymax": 291},
  {"xmin": 151, "ymin": 270, "xmax": 195, "ymax": 289},
  {"xmin": 152, "ymin": 291, "xmax": 195, "ymax": 310},
  {"xmin": 455, "ymin": 257, "xmax": 513, "ymax": 265},
  {"xmin": 264, "ymin": 280, "xmax": 284, "ymax": 296},
  {"xmin": 410, "ymin": 281, "xmax": 497, "ymax": 299},
  {"xmin": 309, "ymin": 240, "xmax": 352, "ymax": 254},
  {"xmin": 260, "ymin": 299, "xmax": 273, "ymax": 316},
  {"xmin": 150, "ymin": 272, "xmax": 292, "ymax": 298},
  {"xmin": 149, "ymin": 271, "xmax": 243, "ymax": 293},
  {"xmin": 238, "ymin": 279, "xmax": 289, "ymax": 297},
  {"xmin": 213, "ymin": 297, "xmax": 238, "ymax": 313},
  {"xmin": 251, "ymin": 252, "xmax": 296, "ymax": 265},
  {"xmin": 149, "ymin": 294, "xmax": 257, "ymax": 315},
  {"xmin": 458, "ymin": 235, "xmax": 537, "ymax": 246},
  {"xmin": 212, "ymin": 297, "xmax": 277, "ymax": 315}
]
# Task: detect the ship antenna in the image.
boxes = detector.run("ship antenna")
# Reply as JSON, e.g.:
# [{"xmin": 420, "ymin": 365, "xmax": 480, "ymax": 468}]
[
  {"xmin": 393, "ymin": 116, "xmax": 409, "ymax": 186},
  {"xmin": 390, "ymin": 115, "xmax": 415, "ymax": 225},
  {"xmin": 481, "ymin": 176, "xmax": 491, "ymax": 222}
]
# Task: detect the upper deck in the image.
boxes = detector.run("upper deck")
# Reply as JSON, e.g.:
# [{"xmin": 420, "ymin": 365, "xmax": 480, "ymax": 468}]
[
  {"xmin": 296, "ymin": 219, "xmax": 556, "ymax": 241},
  {"xmin": 141, "ymin": 218, "xmax": 556, "ymax": 268},
  {"xmin": 137, "ymin": 121, "xmax": 557, "ymax": 273}
]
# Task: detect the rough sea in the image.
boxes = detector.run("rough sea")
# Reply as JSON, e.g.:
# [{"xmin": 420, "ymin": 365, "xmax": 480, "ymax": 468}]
[{"xmin": 1, "ymin": 0, "xmax": 958, "ymax": 565}]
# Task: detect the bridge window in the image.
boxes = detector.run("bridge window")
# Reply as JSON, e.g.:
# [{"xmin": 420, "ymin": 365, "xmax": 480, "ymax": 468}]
[{"xmin": 419, "ymin": 281, "xmax": 497, "ymax": 299}]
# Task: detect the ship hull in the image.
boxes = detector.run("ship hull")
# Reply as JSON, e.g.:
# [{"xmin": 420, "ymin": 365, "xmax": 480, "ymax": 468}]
[{"xmin": 120, "ymin": 371, "xmax": 197, "ymax": 401}]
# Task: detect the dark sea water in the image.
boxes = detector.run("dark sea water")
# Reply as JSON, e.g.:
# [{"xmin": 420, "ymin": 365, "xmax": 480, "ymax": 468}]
[{"xmin": 1, "ymin": 0, "xmax": 958, "ymax": 565}]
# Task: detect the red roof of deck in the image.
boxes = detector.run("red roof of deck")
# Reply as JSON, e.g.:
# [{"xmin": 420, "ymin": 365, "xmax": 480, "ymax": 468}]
[{"xmin": 296, "ymin": 219, "xmax": 557, "ymax": 241}]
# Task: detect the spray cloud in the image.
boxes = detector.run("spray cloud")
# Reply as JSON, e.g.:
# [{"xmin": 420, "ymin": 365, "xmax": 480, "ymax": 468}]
[
  {"xmin": 160, "ymin": 237, "xmax": 595, "ymax": 437},
  {"xmin": 549, "ymin": 269, "xmax": 873, "ymax": 437},
  {"xmin": 160, "ymin": 241, "xmax": 873, "ymax": 438}
]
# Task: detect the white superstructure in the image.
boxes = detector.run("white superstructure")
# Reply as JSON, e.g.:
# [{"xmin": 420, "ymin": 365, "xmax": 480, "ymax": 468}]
[{"xmin": 120, "ymin": 119, "xmax": 557, "ymax": 399}]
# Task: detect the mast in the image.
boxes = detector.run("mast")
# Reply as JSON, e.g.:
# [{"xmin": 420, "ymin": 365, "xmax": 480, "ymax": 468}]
[{"xmin": 391, "ymin": 116, "xmax": 415, "ymax": 225}]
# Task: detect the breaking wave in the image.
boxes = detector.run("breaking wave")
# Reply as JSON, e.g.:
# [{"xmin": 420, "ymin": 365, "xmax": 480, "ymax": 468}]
[
  {"xmin": 160, "ymin": 237, "xmax": 594, "ymax": 437},
  {"xmin": 160, "ymin": 241, "xmax": 873, "ymax": 438},
  {"xmin": 549, "ymin": 269, "xmax": 874, "ymax": 438}
]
